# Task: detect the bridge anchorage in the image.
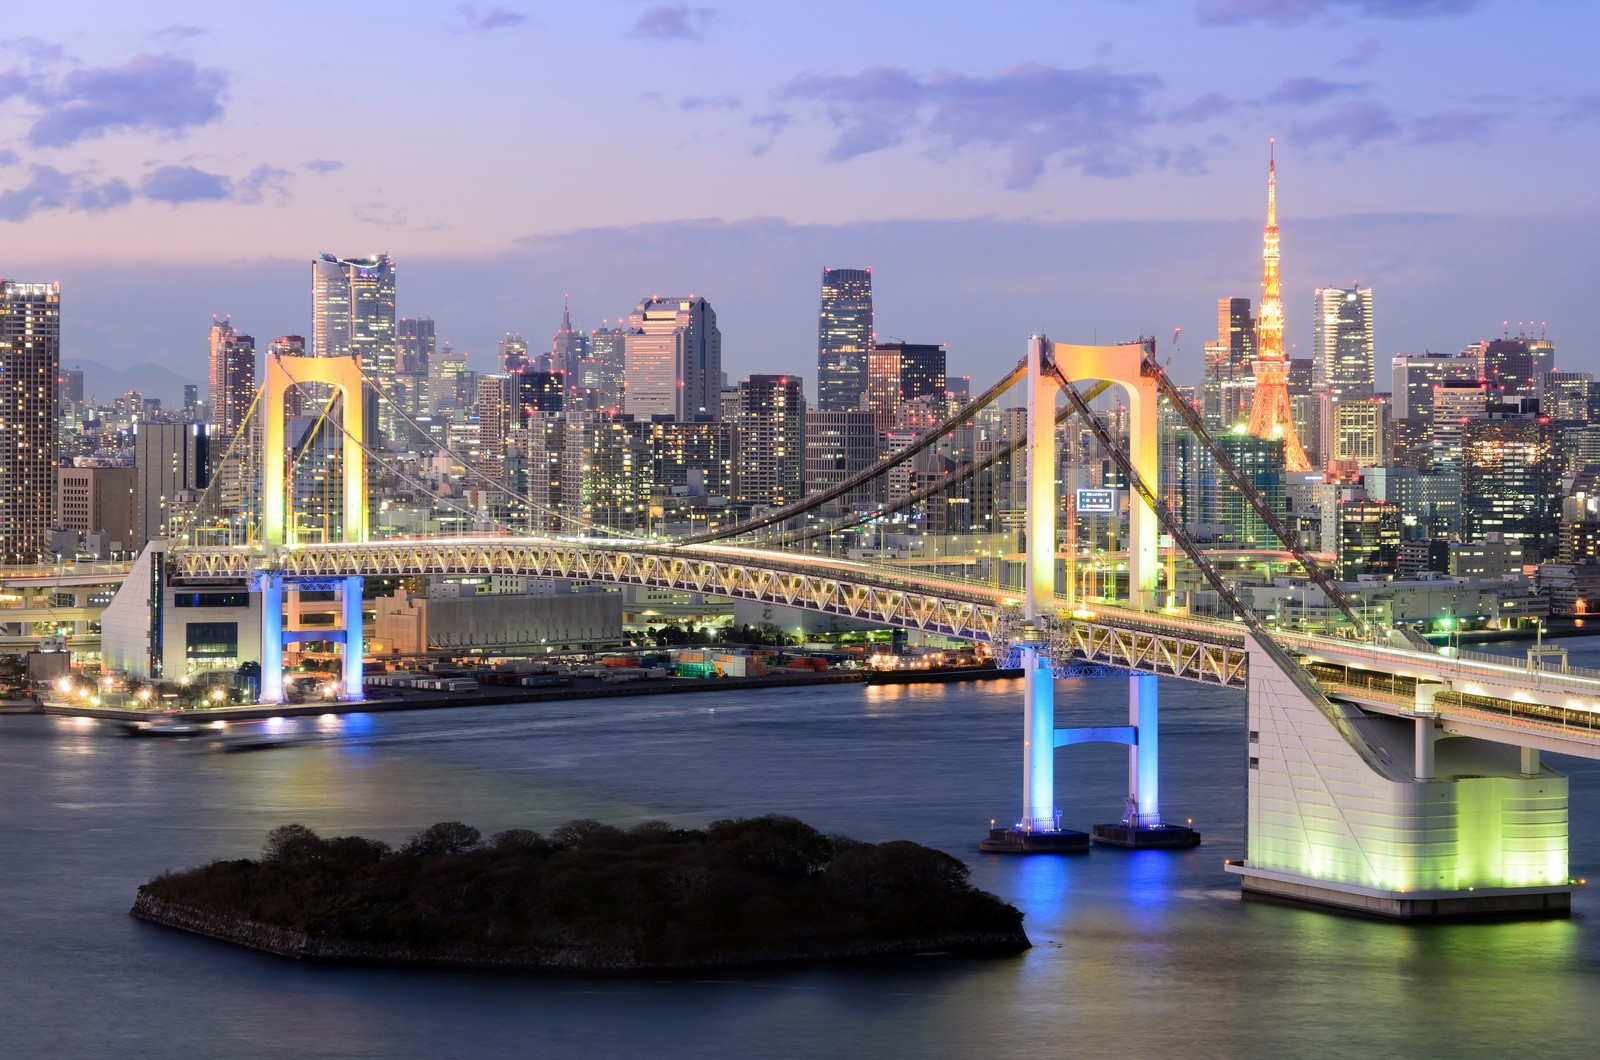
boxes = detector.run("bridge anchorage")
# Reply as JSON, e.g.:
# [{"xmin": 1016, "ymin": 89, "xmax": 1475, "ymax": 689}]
[{"xmin": 101, "ymin": 344, "xmax": 1586, "ymax": 919}]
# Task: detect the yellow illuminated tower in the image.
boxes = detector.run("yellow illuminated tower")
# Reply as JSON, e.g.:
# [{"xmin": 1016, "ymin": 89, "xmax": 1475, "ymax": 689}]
[{"xmin": 1246, "ymin": 142, "xmax": 1311, "ymax": 472}]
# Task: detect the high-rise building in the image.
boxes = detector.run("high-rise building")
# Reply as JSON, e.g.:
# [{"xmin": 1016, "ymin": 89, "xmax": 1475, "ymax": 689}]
[
  {"xmin": 475, "ymin": 375, "xmax": 513, "ymax": 481},
  {"xmin": 1320, "ymin": 394, "xmax": 1388, "ymax": 474},
  {"xmin": 1430, "ymin": 378, "xmax": 1493, "ymax": 471},
  {"xmin": 624, "ymin": 296, "xmax": 720, "ymax": 421},
  {"xmin": 60, "ymin": 370, "xmax": 85, "ymax": 407},
  {"xmin": 1245, "ymin": 149, "xmax": 1310, "ymax": 472},
  {"xmin": 57, "ymin": 465, "xmax": 136, "ymax": 549},
  {"xmin": 207, "ymin": 316, "xmax": 256, "ymax": 443},
  {"xmin": 732, "ymin": 375, "xmax": 806, "ymax": 508},
  {"xmin": 312, "ymin": 252, "xmax": 395, "ymax": 431},
  {"xmin": 1202, "ymin": 297, "xmax": 1256, "ymax": 431},
  {"xmin": 1470, "ymin": 338, "xmax": 1540, "ymax": 399},
  {"xmin": 0, "ymin": 281, "xmax": 59, "ymax": 563},
  {"xmin": 1462, "ymin": 412, "xmax": 1558, "ymax": 558},
  {"xmin": 550, "ymin": 300, "xmax": 590, "ymax": 385},
  {"xmin": 135, "ymin": 421, "xmax": 211, "ymax": 547},
  {"xmin": 804, "ymin": 410, "xmax": 879, "ymax": 502},
  {"xmin": 1543, "ymin": 371, "xmax": 1594, "ymax": 423},
  {"xmin": 817, "ymin": 267, "xmax": 874, "ymax": 412},
  {"xmin": 1336, "ymin": 495, "xmax": 1400, "ymax": 580},
  {"xmin": 499, "ymin": 332, "xmax": 529, "ymax": 374},
  {"xmin": 563, "ymin": 417, "xmax": 652, "ymax": 533},
  {"xmin": 1312, "ymin": 285, "xmax": 1374, "ymax": 400},
  {"xmin": 865, "ymin": 342, "xmax": 947, "ymax": 431},
  {"xmin": 397, "ymin": 317, "xmax": 436, "ymax": 374},
  {"xmin": 514, "ymin": 370, "xmax": 564, "ymax": 423},
  {"xmin": 1203, "ymin": 429, "xmax": 1286, "ymax": 547},
  {"xmin": 651, "ymin": 419, "xmax": 734, "ymax": 497},
  {"xmin": 582, "ymin": 326, "xmax": 626, "ymax": 412},
  {"xmin": 1391, "ymin": 351, "xmax": 1475, "ymax": 421}
]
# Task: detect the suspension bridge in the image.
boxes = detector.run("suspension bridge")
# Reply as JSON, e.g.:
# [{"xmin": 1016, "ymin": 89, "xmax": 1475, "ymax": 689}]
[{"xmin": 96, "ymin": 338, "xmax": 1599, "ymax": 918}]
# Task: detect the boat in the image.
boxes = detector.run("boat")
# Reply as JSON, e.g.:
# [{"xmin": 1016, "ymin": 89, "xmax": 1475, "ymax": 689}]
[{"xmin": 121, "ymin": 717, "xmax": 210, "ymax": 738}]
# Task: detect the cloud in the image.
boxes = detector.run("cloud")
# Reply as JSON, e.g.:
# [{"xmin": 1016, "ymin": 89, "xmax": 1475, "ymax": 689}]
[
  {"xmin": 1336, "ymin": 36, "xmax": 1382, "ymax": 68},
  {"xmin": 3, "ymin": 53, "xmax": 228, "ymax": 148},
  {"xmin": 234, "ymin": 164, "xmax": 292, "ymax": 205},
  {"xmin": 151, "ymin": 25, "xmax": 205, "ymax": 41},
  {"xmin": 139, "ymin": 164, "xmax": 230, "ymax": 203},
  {"xmin": 457, "ymin": 4, "xmax": 528, "ymax": 32},
  {"xmin": 1561, "ymin": 95, "xmax": 1600, "ymax": 122},
  {"xmin": 631, "ymin": 5, "xmax": 715, "ymax": 41},
  {"xmin": 1266, "ymin": 76, "xmax": 1365, "ymax": 106},
  {"xmin": 785, "ymin": 62, "xmax": 1162, "ymax": 188},
  {"xmin": 0, "ymin": 164, "xmax": 131, "ymax": 221},
  {"xmin": 1197, "ymin": 0, "xmax": 1477, "ymax": 26},
  {"xmin": 1168, "ymin": 92, "xmax": 1234, "ymax": 124},
  {"xmin": 1289, "ymin": 100, "xmax": 1401, "ymax": 149},
  {"xmin": 0, "ymin": 149, "xmax": 17, "ymax": 167},
  {"xmin": 678, "ymin": 94, "xmax": 739, "ymax": 111},
  {"xmin": 1410, "ymin": 109, "xmax": 1500, "ymax": 144},
  {"xmin": 305, "ymin": 158, "xmax": 344, "ymax": 174}
]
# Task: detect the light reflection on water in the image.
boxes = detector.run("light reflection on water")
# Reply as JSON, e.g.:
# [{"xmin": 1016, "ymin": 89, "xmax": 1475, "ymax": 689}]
[{"xmin": 3, "ymin": 675, "xmax": 1600, "ymax": 1059}]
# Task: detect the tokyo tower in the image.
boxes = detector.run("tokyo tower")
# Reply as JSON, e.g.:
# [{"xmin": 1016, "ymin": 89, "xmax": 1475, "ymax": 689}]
[{"xmin": 1246, "ymin": 142, "xmax": 1311, "ymax": 472}]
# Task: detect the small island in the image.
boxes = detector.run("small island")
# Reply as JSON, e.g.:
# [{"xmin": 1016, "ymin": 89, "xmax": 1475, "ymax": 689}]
[{"xmin": 132, "ymin": 815, "xmax": 1029, "ymax": 972}]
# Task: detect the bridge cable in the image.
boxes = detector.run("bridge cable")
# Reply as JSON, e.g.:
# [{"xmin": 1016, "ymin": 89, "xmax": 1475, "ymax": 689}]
[
  {"xmin": 683, "ymin": 356, "xmax": 1030, "ymax": 545},
  {"xmin": 1137, "ymin": 351, "xmax": 1367, "ymax": 633},
  {"xmin": 170, "ymin": 385, "xmax": 266, "ymax": 546}
]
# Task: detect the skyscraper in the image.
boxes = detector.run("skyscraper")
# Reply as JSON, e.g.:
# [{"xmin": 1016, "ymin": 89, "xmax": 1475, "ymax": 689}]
[
  {"xmin": 624, "ymin": 296, "xmax": 721, "ymax": 421},
  {"xmin": 207, "ymin": 316, "xmax": 257, "ymax": 442},
  {"xmin": 0, "ymin": 281, "xmax": 60, "ymax": 563},
  {"xmin": 550, "ymin": 299, "xmax": 589, "ymax": 383},
  {"xmin": 817, "ymin": 268, "xmax": 873, "ymax": 412},
  {"xmin": 733, "ymin": 375, "xmax": 806, "ymax": 508},
  {"xmin": 582, "ymin": 325, "xmax": 626, "ymax": 411},
  {"xmin": 499, "ymin": 332, "xmax": 530, "ymax": 374},
  {"xmin": 1246, "ymin": 148, "xmax": 1311, "ymax": 472},
  {"xmin": 1202, "ymin": 297, "xmax": 1257, "ymax": 431},
  {"xmin": 865, "ymin": 341, "xmax": 947, "ymax": 431},
  {"xmin": 1312, "ymin": 285, "xmax": 1374, "ymax": 400},
  {"xmin": 312, "ymin": 252, "xmax": 396, "ymax": 431}
]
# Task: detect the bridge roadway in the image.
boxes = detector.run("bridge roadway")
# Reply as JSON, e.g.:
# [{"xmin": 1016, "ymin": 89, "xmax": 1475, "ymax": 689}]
[{"xmin": 169, "ymin": 535, "xmax": 1600, "ymax": 757}]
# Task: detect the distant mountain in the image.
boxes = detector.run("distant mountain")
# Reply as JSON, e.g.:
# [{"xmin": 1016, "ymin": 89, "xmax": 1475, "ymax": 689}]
[{"xmin": 60, "ymin": 359, "xmax": 197, "ymax": 410}]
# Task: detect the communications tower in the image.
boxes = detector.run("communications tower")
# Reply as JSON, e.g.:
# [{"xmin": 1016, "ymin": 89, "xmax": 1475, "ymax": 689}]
[{"xmin": 1246, "ymin": 143, "xmax": 1311, "ymax": 472}]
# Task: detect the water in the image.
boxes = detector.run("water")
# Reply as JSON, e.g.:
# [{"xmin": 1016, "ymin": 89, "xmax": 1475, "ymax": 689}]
[{"xmin": 5, "ymin": 644, "xmax": 1600, "ymax": 1059}]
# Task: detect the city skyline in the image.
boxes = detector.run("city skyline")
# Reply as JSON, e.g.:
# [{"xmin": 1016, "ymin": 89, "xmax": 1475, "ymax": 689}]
[{"xmin": 0, "ymin": 2, "xmax": 1593, "ymax": 387}]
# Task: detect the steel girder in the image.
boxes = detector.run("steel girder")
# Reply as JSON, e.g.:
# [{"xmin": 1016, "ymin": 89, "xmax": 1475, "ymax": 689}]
[
  {"xmin": 170, "ymin": 540, "xmax": 1003, "ymax": 643},
  {"xmin": 1049, "ymin": 616, "xmax": 1247, "ymax": 689}
]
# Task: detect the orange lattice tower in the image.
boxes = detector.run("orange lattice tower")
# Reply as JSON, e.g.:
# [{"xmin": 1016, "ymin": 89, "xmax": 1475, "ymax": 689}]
[{"xmin": 1246, "ymin": 142, "xmax": 1311, "ymax": 472}]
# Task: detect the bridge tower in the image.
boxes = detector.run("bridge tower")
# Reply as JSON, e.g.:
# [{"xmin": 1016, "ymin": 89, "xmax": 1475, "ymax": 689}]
[
  {"xmin": 256, "ymin": 353, "xmax": 369, "ymax": 703},
  {"xmin": 991, "ymin": 336, "xmax": 1190, "ymax": 851}
]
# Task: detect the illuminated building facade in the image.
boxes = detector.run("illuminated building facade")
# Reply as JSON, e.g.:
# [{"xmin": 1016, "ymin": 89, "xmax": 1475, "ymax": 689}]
[
  {"xmin": 1391, "ymin": 350, "xmax": 1475, "ymax": 420},
  {"xmin": 732, "ymin": 374, "xmax": 806, "ymax": 508},
  {"xmin": 1201, "ymin": 297, "xmax": 1256, "ymax": 431},
  {"xmin": 624, "ymin": 296, "xmax": 721, "ymax": 421},
  {"xmin": 1312, "ymin": 285, "xmax": 1374, "ymax": 400},
  {"xmin": 514, "ymin": 369, "xmax": 564, "ymax": 423},
  {"xmin": 817, "ymin": 267, "xmax": 874, "ymax": 412},
  {"xmin": 563, "ymin": 417, "xmax": 652, "ymax": 532},
  {"xmin": 499, "ymin": 332, "xmax": 529, "ymax": 374},
  {"xmin": 1246, "ymin": 149, "xmax": 1310, "ymax": 472},
  {"xmin": 207, "ymin": 316, "xmax": 257, "ymax": 443},
  {"xmin": 804, "ymin": 410, "xmax": 878, "ymax": 502},
  {"xmin": 866, "ymin": 341, "xmax": 946, "ymax": 431},
  {"xmin": 651, "ymin": 419, "xmax": 734, "ymax": 497},
  {"xmin": 1335, "ymin": 496, "xmax": 1400, "ymax": 580},
  {"xmin": 581, "ymin": 326, "xmax": 626, "ymax": 412},
  {"xmin": 312, "ymin": 252, "xmax": 396, "ymax": 434},
  {"xmin": 1461, "ymin": 413, "xmax": 1559, "ymax": 558}
]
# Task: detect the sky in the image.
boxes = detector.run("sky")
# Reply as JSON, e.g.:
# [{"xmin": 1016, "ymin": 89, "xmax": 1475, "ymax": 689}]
[{"xmin": 2, "ymin": 0, "xmax": 1598, "ymax": 400}]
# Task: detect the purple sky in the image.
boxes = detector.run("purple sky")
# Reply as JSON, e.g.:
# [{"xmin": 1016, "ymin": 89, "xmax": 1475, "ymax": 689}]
[{"xmin": 4, "ymin": 1, "xmax": 1598, "ymax": 396}]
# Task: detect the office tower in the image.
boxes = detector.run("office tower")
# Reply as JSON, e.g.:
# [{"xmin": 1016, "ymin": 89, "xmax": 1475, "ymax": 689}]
[
  {"xmin": 1312, "ymin": 285, "xmax": 1374, "ymax": 399},
  {"xmin": 312, "ymin": 252, "xmax": 395, "ymax": 432},
  {"xmin": 947, "ymin": 376, "xmax": 971, "ymax": 406},
  {"xmin": 1335, "ymin": 495, "xmax": 1400, "ymax": 580},
  {"xmin": 497, "ymin": 332, "xmax": 529, "ymax": 374},
  {"xmin": 427, "ymin": 348, "xmax": 470, "ymax": 416},
  {"xmin": 1246, "ymin": 150, "xmax": 1311, "ymax": 472},
  {"xmin": 866, "ymin": 341, "xmax": 947, "ymax": 431},
  {"xmin": 1430, "ymin": 378, "xmax": 1492, "ymax": 471},
  {"xmin": 181, "ymin": 383, "xmax": 199, "ymax": 416},
  {"xmin": 397, "ymin": 317, "xmax": 436, "ymax": 374},
  {"xmin": 563, "ymin": 418, "xmax": 653, "ymax": 533},
  {"xmin": 651, "ymin": 419, "xmax": 734, "ymax": 497},
  {"xmin": 805, "ymin": 410, "xmax": 879, "ymax": 501},
  {"xmin": 624, "ymin": 296, "xmax": 721, "ymax": 421},
  {"xmin": 1461, "ymin": 413, "xmax": 1558, "ymax": 558},
  {"xmin": 817, "ymin": 267, "xmax": 874, "ymax": 412},
  {"xmin": 1320, "ymin": 394, "xmax": 1388, "ymax": 475},
  {"xmin": 0, "ymin": 281, "xmax": 59, "ymax": 563},
  {"xmin": 1202, "ymin": 297, "xmax": 1256, "ymax": 431},
  {"xmin": 550, "ymin": 300, "xmax": 589, "ymax": 383},
  {"xmin": 207, "ymin": 316, "xmax": 256, "ymax": 442},
  {"xmin": 135, "ymin": 421, "xmax": 212, "ymax": 547},
  {"xmin": 581, "ymin": 326, "xmax": 626, "ymax": 411},
  {"xmin": 57, "ymin": 465, "xmax": 136, "ymax": 547},
  {"xmin": 1391, "ymin": 351, "xmax": 1475, "ymax": 420},
  {"xmin": 1470, "ymin": 338, "xmax": 1539, "ymax": 399},
  {"xmin": 514, "ymin": 369, "xmax": 564, "ymax": 424},
  {"xmin": 1203, "ymin": 431, "xmax": 1286, "ymax": 547},
  {"xmin": 732, "ymin": 375, "xmax": 806, "ymax": 508},
  {"xmin": 60, "ymin": 369, "xmax": 84, "ymax": 407},
  {"xmin": 475, "ymin": 375, "xmax": 513, "ymax": 480},
  {"xmin": 1543, "ymin": 371, "xmax": 1594, "ymax": 423}
]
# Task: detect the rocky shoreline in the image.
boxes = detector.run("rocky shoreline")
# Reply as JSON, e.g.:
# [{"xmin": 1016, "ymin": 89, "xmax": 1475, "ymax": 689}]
[{"xmin": 130, "ymin": 892, "xmax": 1030, "ymax": 973}]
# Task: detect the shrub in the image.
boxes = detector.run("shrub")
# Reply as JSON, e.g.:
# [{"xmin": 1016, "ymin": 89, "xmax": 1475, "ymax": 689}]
[{"xmin": 402, "ymin": 821, "xmax": 482, "ymax": 856}]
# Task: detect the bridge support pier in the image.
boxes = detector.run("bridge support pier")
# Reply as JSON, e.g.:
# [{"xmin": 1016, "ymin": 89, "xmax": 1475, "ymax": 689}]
[
  {"xmin": 1021, "ymin": 646, "xmax": 1057, "ymax": 833},
  {"xmin": 259, "ymin": 574, "xmax": 285, "ymax": 704},
  {"xmin": 1227, "ymin": 636, "xmax": 1574, "ymax": 918},
  {"xmin": 341, "ymin": 576, "xmax": 365, "ymax": 702},
  {"xmin": 1091, "ymin": 675, "xmax": 1201, "ymax": 849}
]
